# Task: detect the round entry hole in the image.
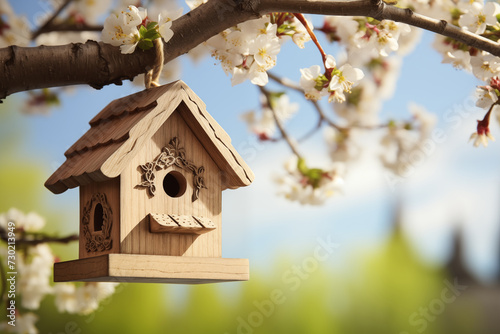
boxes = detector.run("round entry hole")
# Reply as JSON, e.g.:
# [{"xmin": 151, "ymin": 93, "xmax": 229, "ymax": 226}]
[{"xmin": 163, "ymin": 171, "xmax": 187, "ymax": 198}]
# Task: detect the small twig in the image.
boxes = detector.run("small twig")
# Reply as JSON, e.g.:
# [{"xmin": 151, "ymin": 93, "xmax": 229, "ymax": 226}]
[
  {"xmin": 268, "ymin": 72, "xmax": 301, "ymax": 91},
  {"xmin": 293, "ymin": 13, "xmax": 328, "ymax": 69},
  {"xmin": 32, "ymin": 0, "xmax": 75, "ymax": 39},
  {"xmin": 268, "ymin": 72, "xmax": 389, "ymax": 131},
  {"xmin": 259, "ymin": 86, "xmax": 303, "ymax": 159},
  {"xmin": 268, "ymin": 71, "xmax": 344, "ymax": 132}
]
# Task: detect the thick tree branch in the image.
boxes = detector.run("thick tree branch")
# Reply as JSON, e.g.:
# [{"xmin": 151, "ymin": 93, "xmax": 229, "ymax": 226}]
[
  {"xmin": 0, "ymin": 0, "xmax": 260, "ymax": 100},
  {"xmin": 0, "ymin": 0, "xmax": 499, "ymax": 100},
  {"xmin": 258, "ymin": 0, "xmax": 500, "ymax": 57}
]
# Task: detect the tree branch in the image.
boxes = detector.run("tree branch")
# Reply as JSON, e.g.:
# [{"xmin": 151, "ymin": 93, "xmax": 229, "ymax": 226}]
[
  {"xmin": 259, "ymin": 85, "xmax": 303, "ymax": 159},
  {"xmin": 0, "ymin": 0, "xmax": 499, "ymax": 100},
  {"xmin": 258, "ymin": 0, "xmax": 500, "ymax": 57},
  {"xmin": 0, "ymin": 226, "xmax": 78, "ymax": 246},
  {"xmin": 37, "ymin": 22, "xmax": 103, "ymax": 34},
  {"xmin": 32, "ymin": 0, "xmax": 74, "ymax": 39}
]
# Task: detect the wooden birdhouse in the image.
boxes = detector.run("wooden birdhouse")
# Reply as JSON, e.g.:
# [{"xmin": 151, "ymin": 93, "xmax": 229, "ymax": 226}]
[{"xmin": 46, "ymin": 81, "xmax": 254, "ymax": 284}]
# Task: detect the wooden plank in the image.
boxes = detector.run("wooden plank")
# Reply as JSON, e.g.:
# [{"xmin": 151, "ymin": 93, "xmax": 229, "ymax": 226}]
[
  {"xmin": 54, "ymin": 254, "xmax": 249, "ymax": 284},
  {"xmin": 149, "ymin": 213, "xmax": 216, "ymax": 235},
  {"xmin": 193, "ymin": 216, "xmax": 217, "ymax": 228}
]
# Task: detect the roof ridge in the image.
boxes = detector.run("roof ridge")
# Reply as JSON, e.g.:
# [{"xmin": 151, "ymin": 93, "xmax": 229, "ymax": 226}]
[
  {"xmin": 89, "ymin": 100, "xmax": 158, "ymax": 127},
  {"xmin": 181, "ymin": 88, "xmax": 253, "ymax": 186},
  {"xmin": 46, "ymin": 81, "xmax": 254, "ymax": 194}
]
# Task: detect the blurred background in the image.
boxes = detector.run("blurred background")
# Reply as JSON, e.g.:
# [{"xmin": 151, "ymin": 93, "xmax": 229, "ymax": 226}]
[{"xmin": 2, "ymin": 0, "xmax": 500, "ymax": 333}]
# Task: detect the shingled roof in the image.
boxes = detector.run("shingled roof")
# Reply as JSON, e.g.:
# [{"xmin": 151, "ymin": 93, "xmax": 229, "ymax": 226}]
[{"xmin": 45, "ymin": 80, "xmax": 254, "ymax": 194}]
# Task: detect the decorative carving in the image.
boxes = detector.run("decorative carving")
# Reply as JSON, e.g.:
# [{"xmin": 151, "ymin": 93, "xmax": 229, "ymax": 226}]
[
  {"xmin": 137, "ymin": 137, "xmax": 207, "ymax": 201},
  {"xmin": 82, "ymin": 193, "xmax": 113, "ymax": 253}
]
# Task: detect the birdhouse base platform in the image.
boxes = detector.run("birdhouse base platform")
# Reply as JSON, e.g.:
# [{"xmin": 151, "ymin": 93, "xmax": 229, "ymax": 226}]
[{"xmin": 54, "ymin": 254, "xmax": 249, "ymax": 284}]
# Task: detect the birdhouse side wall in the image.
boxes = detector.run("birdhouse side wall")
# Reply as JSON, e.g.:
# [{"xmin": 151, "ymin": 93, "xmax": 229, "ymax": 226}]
[
  {"xmin": 79, "ymin": 178, "xmax": 121, "ymax": 259},
  {"xmin": 120, "ymin": 111, "xmax": 222, "ymax": 257}
]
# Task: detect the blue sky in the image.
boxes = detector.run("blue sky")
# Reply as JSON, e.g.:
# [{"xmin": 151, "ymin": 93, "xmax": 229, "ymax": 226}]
[{"xmin": 6, "ymin": 0, "xmax": 500, "ymax": 282}]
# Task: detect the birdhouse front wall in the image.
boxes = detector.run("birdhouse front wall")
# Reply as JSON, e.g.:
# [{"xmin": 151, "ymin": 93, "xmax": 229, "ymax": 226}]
[
  {"xmin": 120, "ymin": 110, "xmax": 222, "ymax": 257},
  {"xmin": 79, "ymin": 177, "xmax": 121, "ymax": 259}
]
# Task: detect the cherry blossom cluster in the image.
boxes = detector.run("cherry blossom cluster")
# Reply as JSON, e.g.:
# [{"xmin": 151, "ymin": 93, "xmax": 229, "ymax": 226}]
[
  {"xmin": 201, "ymin": 12, "xmax": 311, "ymax": 86},
  {"xmin": 205, "ymin": 15, "xmax": 309, "ymax": 86},
  {"xmin": 0, "ymin": 208, "xmax": 119, "ymax": 333},
  {"xmin": 275, "ymin": 156, "xmax": 345, "ymax": 205},
  {"xmin": 205, "ymin": 16, "xmax": 281, "ymax": 86},
  {"xmin": 298, "ymin": 13, "xmax": 419, "ymax": 105},
  {"xmin": 319, "ymin": 16, "xmax": 415, "ymax": 64},
  {"xmin": 408, "ymin": 0, "xmax": 500, "ymax": 147},
  {"xmin": 241, "ymin": 92, "xmax": 298, "ymax": 140},
  {"xmin": 102, "ymin": 5, "xmax": 179, "ymax": 54},
  {"xmin": 379, "ymin": 104, "xmax": 437, "ymax": 176},
  {"xmin": 300, "ymin": 55, "xmax": 365, "ymax": 103}
]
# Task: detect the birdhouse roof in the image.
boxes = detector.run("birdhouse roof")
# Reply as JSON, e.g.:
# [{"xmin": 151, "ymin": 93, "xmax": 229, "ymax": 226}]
[{"xmin": 45, "ymin": 81, "xmax": 254, "ymax": 194}]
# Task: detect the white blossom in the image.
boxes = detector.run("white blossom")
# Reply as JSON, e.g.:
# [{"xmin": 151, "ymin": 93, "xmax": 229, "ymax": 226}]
[
  {"xmin": 470, "ymin": 130, "xmax": 495, "ymax": 147},
  {"xmin": 54, "ymin": 283, "xmax": 79, "ymax": 313},
  {"xmin": 334, "ymin": 80, "xmax": 381, "ymax": 126},
  {"xmin": 186, "ymin": 0, "xmax": 208, "ymax": 10},
  {"xmin": 287, "ymin": 16, "xmax": 313, "ymax": 49},
  {"xmin": 18, "ymin": 244, "xmax": 54, "ymax": 310},
  {"xmin": 275, "ymin": 156, "xmax": 345, "ymax": 205},
  {"xmin": 475, "ymin": 85, "xmax": 498, "ymax": 109},
  {"xmin": 442, "ymin": 50, "xmax": 472, "ymax": 71},
  {"xmin": 242, "ymin": 94, "xmax": 298, "ymax": 138},
  {"xmin": 101, "ymin": 6, "xmax": 145, "ymax": 54},
  {"xmin": 158, "ymin": 8, "xmax": 183, "ymax": 43},
  {"xmin": 370, "ymin": 29, "xmax": 399, "ymax": 57},
  {"xmin": 380, "ymin": 104, "xmax": 436, "ymax": 176},
  {"xmin": 252, "ymin": 34, "xmax": 280, "ymax": 69},
  {"xmin": 322, "ymin": 16, "xmax": 359, "ymax": 43},
  {"xmin": 299, "ymin": 65, "xmax": 327, "ymax": 100},
  {"xmin": 324, "ymin": 127, "xmax": 361, "ymax": 163},
  {"xmin": 329, "ymin": 64, "xmax": 364, "ymax": 95},
  {"xmin": 0, "ymin": 208, "xmax": 45, "ymax": 232},
  {"xmin": 206, "ymin": 16, "xmax": 281, "ymax": 86},
  {"xmin": 471, "ymin": 53, "xmax": 500, "ymax": 81},
  {"xmin": 0, "ymin": 13, "xmax": 31, "ymax": 48},
  {"xmin": 459, "ymin": 1, "xmax": 500, "ymax": 34}
]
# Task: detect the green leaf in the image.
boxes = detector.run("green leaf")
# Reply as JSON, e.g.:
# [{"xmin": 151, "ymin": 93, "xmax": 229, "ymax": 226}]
[
  {"xmin": 137, "ymin": 39, "xmax": 154, "ymax": 51},
  {"xmin": 147, "ymin": 21, "xmax": 158, "ymax": 30},
  {"xmin": 139, "ymin": 25, "xmax": 147, "ymax": 37},
  {"xmin": 314, "ymin": 74, "xmax": 328, "ymax": 91},
  {"xmin": 297, "ymin": 158, "xmax": 308, "ymax": 175},
  {"xmin": 144, "ymin": 30, "xmax": 161, "ymax": 40},
  {"xmin": 277, "ymin": 24, "xmax": 293, "ymax": 34}
]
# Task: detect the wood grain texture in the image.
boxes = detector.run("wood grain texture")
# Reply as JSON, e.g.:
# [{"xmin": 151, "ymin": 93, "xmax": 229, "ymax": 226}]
[
  {"xmin": 45, "ymin": 81, "xmax": 254, "ymax": 194},
  {"xmin": 54, "ymin": 254, "xmax": 249, "ymax": 283},
  {"xmin": 120, "ymin": 111, "xmax": 222, "ymax": 257}
]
